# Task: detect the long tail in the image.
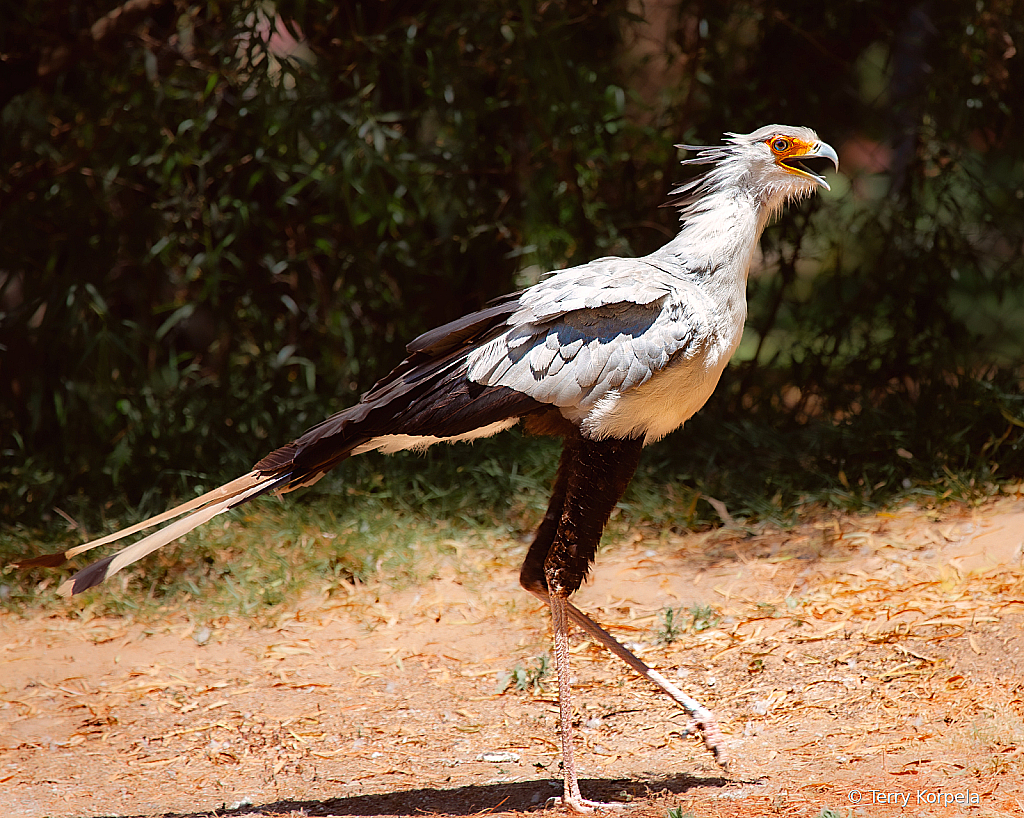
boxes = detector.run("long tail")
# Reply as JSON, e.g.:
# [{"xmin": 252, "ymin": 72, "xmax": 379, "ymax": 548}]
[
  {"xmin": 19, "ymin": 295, "xmax": 543, "ymax": 597},
  {"xmin": 18, "ymin": 471, "xmax": 289, "ymax": 597}
]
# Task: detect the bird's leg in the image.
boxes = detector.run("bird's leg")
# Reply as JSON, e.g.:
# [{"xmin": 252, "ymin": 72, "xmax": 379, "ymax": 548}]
[
  {"xmin": 519, "ymin": 433, "xmax": 645, "ymax": 811},
  {"xmin": 520, "ymin": 432, "xmax": 726, "ymax": 807},
  {"xmin": 529, "ymin": 587, "xmax": 727, "ymax": 768},
  {"xmin": 547, "ymin": 591, "xmax": 614, "ymax": 813}
]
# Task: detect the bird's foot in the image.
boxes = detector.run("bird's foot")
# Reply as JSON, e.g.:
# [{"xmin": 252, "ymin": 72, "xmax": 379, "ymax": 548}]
[
  {"xmin": 691, "ymin": 713, "xmax": 729, "ymax": 771},
  {"xmin": 545, "ymin": 795, "xmax": 626, "ymax": 813}
]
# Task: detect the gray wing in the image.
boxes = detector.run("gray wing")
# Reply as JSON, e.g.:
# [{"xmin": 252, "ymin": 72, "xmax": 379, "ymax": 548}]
[{"xmin": 466, "ymin": 257, "xmax": 717, "ymax": 409}]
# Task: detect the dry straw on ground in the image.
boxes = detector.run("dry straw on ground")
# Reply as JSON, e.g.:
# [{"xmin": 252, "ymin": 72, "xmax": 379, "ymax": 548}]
[{"xmin": 2, "ymin": 494, "xmax": 1022, "ymax": 817}]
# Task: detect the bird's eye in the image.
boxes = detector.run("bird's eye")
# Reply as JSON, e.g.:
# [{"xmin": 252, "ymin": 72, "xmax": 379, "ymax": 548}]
[{"xmin": 770, "ymin": 138, "xmax": 791, "ymax": 154}]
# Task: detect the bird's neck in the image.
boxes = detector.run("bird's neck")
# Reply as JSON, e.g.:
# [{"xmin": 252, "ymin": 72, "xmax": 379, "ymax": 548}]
[{"xmin": 662, "ymin": 186, "xmax": 770, "ymax": 282}]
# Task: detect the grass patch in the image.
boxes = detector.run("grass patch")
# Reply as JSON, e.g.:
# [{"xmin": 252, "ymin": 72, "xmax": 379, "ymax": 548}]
[
  {"xmin": 655, "ymin": 604, "xmax": 723, "ymax": 645},
  {"xmin": 2, "ymin": 402, "xmax": 1016, "ymax": 622},
  {"xmin": 1, "ymin": 433, "xmax": 560, "ymax": 619},
  {"xmin": 495, "ymin": 655, "xmax": 551, "ymax": 695}
]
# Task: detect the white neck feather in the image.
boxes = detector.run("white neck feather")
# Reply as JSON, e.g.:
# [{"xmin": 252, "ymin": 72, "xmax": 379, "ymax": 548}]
[{"xmin": 658, "ymin": 150, "xmax": 817, "ymax": 279}]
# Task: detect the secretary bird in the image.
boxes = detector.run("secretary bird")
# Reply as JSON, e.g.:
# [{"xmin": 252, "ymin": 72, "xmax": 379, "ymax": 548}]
[{"xmin": 23, "ymin": 125, "xmax": 837, "ymax": 812}]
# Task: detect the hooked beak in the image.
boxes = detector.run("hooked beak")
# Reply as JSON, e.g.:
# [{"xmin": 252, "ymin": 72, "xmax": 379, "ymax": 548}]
[{"xmin": 782, "ymin": 141, "xmax": 839, "ymax": 191}]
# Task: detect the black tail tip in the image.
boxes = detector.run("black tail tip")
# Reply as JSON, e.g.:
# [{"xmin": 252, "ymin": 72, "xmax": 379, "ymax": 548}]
[{"xmin": 57, "ymin": 554, "xmax": 118, "ymax": 597}]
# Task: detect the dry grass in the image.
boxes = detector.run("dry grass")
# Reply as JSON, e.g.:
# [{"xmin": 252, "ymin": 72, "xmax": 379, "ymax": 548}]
[{"xmin": 2, "ymin": 490, "xmax": 1024, "ymax": 817}]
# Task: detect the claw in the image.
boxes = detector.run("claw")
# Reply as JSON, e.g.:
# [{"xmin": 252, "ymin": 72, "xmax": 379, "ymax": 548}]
[{"xmin": 546, "ymin": 795, "xmax": 625, "ymax": 813}]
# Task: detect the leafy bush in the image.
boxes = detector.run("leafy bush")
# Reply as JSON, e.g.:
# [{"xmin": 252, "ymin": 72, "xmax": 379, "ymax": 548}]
[{"xmin": 1, "ymin": 0, "xmax": 1023, "ymax": 533}]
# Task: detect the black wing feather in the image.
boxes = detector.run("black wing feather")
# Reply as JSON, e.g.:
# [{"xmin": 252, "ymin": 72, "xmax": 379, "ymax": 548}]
[{"xmin": 254, "ymin": 294, "xmax": 540, "ymax": 488}]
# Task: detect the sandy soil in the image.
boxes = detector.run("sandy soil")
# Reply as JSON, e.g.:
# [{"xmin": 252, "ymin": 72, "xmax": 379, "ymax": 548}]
[{"xmin": 2, "ymin": 494, "xmax": 1023, "ymax": 818}]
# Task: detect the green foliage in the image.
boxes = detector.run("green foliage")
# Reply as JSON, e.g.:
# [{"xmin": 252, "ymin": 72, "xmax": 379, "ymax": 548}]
[
  {"xmin": 689, "ymin": 603, "xmax": 721, "ymax": 632},
  {"xmin": 656, "ymin": 606, "xmax": 683, "ymax": 645},
  {"xmin": 497, "ymin": 655, "xmax": 551, "ymax": 695},
  {"xmin": 2, "ymin": 0, "xmax": 1024, "ymax": 540},
  {"xmin": 1, "ymin": 0, "xmax": 652, "ymax": 525},
  {"xmin": 656, "ymin": 603, "xmax": 721, "ymax": 644}
]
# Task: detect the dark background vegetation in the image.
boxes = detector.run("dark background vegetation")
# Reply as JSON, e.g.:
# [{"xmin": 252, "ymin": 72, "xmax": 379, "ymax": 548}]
[{"xmin": 2, "ymin": 0, "xmax": 1024, "ymax": 537}]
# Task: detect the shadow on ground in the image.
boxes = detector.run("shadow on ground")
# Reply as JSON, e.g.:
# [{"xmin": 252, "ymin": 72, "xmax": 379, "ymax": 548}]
[{"xmin": 142, "ymin": 773, "xmax": 736, "ymax": 817}]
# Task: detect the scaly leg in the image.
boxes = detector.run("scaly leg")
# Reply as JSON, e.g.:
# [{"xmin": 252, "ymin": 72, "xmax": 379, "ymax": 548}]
[
  {"xmin": 548, "ymin": 593, "xmax": 623, "ymax": 812},
  {"xmin": 531, "ymin": 587, "xmax": 727, "ymax": 768}
]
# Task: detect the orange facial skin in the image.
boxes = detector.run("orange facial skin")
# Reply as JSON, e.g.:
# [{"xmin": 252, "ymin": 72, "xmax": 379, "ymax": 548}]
[{"xmin": 767, "ymin": 134, "xmax": 816, "ymax": 161}]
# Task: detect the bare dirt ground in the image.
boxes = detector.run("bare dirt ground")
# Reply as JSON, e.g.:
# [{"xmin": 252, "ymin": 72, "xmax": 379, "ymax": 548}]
[{"xmin": 3, "ymin": 494, "xmax": 1023, "ymax": 818}]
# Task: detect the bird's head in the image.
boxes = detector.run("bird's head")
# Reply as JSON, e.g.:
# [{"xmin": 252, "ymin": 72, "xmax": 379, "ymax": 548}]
[
  {"xmin": 745, "ymin": 125, "xmax": 839, "ymax": 192},
  {"xmin": 671, "ymin": 125, "xmax": 839, "ymax": 223}
]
